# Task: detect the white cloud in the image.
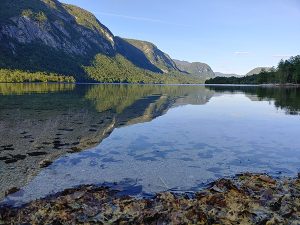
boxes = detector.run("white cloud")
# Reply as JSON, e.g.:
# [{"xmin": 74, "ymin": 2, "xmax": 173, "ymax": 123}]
[
  {"xmin": 94, "ymin": 12, "xmax": 191, "ymax": 27},
  {"xmin": 234, "ymin": 51, "xmax": 250, "ymax": 55},
  {"xmin": 272, "ymin": 54, "xmax": 292, "ymax": 58}
]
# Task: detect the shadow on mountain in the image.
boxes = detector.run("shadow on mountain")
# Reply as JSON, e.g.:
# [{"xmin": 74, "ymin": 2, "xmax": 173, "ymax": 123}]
[{"xmin": 115, "ymin": 37, "xmax": 163, "ymax": 73}]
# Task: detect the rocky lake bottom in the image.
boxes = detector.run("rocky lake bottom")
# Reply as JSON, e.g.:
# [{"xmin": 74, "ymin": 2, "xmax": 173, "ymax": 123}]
[{"xmin": 1, "ymin": 173, "xmax": 300, "ymax": 224}]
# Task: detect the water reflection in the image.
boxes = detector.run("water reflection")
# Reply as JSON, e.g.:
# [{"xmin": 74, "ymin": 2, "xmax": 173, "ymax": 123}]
[
  {"xmin": 207, "ymin": 86, "xmax": 300, "ymax": 115},
  {"xmin": 0, "ymin": 83, "xmax": 75, "ymax": 95},
  {"xmin": 0, "ymin": 84, "xmax": 214, "ymax": 199},
  {"xmin": 0, "ymin": 84, "xmax": 300, "ymax": 205}
]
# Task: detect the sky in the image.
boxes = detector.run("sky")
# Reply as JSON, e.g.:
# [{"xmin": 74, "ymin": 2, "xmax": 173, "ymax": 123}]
[{"xmin": 60, "ymin": 0, "xmax": 300, "ymax": 74}]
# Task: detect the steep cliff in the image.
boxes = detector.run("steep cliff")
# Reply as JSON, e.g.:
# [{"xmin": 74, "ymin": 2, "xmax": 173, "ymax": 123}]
[{"xmin": 0, "ymin": 0, "xmax": 116, "ymax": 78}]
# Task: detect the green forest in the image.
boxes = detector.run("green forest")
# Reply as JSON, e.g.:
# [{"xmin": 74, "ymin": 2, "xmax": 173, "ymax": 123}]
[
  {"xmin": 0, "ymin": 69, "xmax": 75, "ymax": 83},
  {"xmin": 0, "ymin": 59, "xmax": 202, "ymax": 84},
  {"xmin": 205, "ymin": 55, "xmax": 300, "ymax": 85}
]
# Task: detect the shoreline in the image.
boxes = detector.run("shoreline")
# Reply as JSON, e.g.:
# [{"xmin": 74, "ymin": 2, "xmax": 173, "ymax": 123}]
[
  {"xmin": 1, "ymin": 173, "xmax": 300, "ymax": 224},
  {"xmin": 1, "ymin": 82, "xmax": 300, "ymax": 87}
]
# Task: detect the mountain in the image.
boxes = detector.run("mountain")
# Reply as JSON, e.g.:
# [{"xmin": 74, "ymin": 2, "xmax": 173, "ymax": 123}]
[
  {"xmin": 246, "ymin": 67, "xmax": 272, "ymax": 76},
  {"xmin": 121, "ymin": 39, "xmax": 179, "ymax": 73},
  {"xmin": 0, "ymin": 0, "xmax": 199, "ymax": 84},
  {"xmin": 214, "ymin": 72, "xmax": 240, "ymax": 77},
  {"xmin": 173, "ymin": 59, "xmax": 215, "ymax": 79},
  {"xmin": 0, "ymin": 0, "xmax": 115, "ymax": 79}
]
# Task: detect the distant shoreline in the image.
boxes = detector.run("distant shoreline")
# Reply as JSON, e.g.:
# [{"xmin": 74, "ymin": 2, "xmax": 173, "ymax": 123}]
[
  {"xmin": 206, "ymin": 83, "xmax": 300, "ymax": 87},
  {"xmin": 1, "ymin": 82, "xmax": 300, "ymax": 88}
]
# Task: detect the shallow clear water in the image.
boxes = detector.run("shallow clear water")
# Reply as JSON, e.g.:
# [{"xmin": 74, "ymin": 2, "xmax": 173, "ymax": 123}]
[{"xmin": 0, "ymin": 84, "xmax": 300, "ymax": 206}]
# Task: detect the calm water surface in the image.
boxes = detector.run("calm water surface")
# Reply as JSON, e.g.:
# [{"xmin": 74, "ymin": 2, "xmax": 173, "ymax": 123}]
[{"xmin": 0, "ymin": 84, "xmax": 300, "ymax": 206}]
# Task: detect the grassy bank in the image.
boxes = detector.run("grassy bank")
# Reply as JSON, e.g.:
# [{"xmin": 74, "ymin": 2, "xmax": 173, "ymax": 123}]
[{"xmin": 1, "ymin": 173, "xmax": 300, "ymax": 224}]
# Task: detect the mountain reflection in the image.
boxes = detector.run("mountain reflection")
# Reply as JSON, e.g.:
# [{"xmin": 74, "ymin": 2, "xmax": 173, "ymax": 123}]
[
  {"xmin": 0, "ymin": 84, "xmax": 215, "ymax": 199},
  {"xmin": 85, "ymin": 84, "xmax": 214, "ymax": 113},
  {"xmin": 0, "ymin": 83, "xmax": 75, "ymax": 95}
]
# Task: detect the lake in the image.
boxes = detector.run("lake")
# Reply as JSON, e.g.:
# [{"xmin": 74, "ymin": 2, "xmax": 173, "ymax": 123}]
[{"xmin": 0, "ymin": 83, "xmax": 300, "ymax": 206}]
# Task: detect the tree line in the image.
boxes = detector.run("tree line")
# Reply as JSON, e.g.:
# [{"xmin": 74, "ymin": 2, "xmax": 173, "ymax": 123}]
[
  {"xmin": 206, "ymin": 55, "xmax": 300, "ymax": 85},
  {"xmin": 0, "ymin": 69, "xmax": 75, "ymax": 83}
]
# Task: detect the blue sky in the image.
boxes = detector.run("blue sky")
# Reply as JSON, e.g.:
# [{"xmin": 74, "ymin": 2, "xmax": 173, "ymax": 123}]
[{"xmin": 61, "ymin": 0, "xmax": 300, "ymax": 74}]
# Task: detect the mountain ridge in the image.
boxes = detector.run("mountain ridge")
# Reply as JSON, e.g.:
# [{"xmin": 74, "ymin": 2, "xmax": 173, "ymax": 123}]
[
  {"xmin": 246, "ymin": 67, "xmax": 272, "ymax": 76},
  {"xmin": 214, "ymin": 72, "xmax": 240, "ymax": 77},
  {"xmin": 173, "ymin": 59, "xmax": 215, "ymax": 79},
  {"xmin": 123, "ymin": 38, "xmax": 179, "ymax": 73}
]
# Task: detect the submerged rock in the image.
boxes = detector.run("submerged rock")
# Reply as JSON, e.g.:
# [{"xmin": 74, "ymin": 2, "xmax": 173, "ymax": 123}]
[{"xmin": 1, "ymin": 173, "xmax": 300, "ymax": 224}]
